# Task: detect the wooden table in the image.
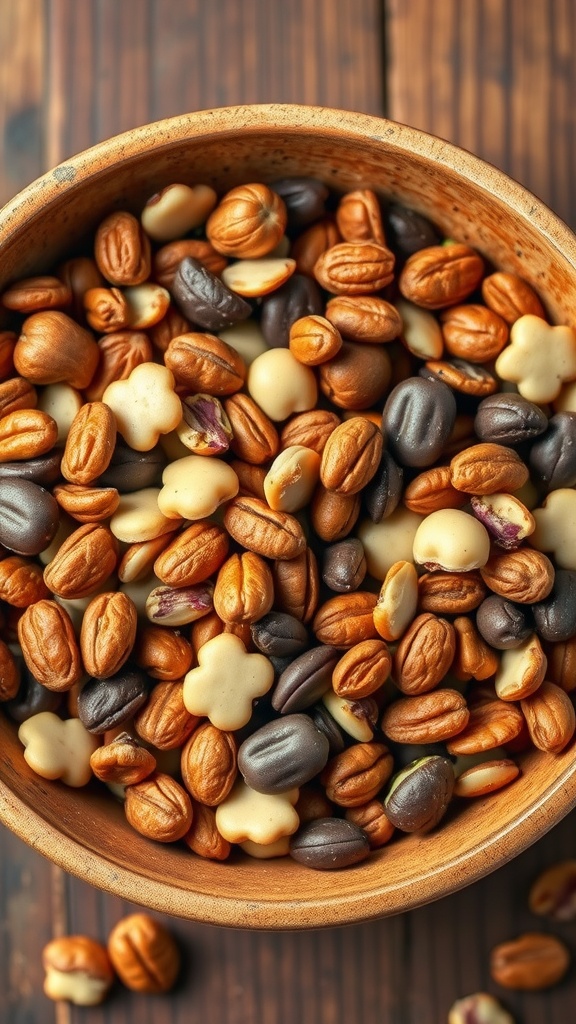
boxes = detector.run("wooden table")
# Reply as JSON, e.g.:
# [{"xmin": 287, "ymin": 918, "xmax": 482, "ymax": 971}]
[{"xmin": 1, "ymin": 3, "xmax": 576, "ymax": 1021}]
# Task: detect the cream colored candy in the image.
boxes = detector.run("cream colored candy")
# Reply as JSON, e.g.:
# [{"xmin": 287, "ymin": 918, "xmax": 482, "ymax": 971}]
[
  {"xmin": 102, "ymin": 362, "xmax": 181, "ymax": 451},
  {"xmin": 373, "ymin": 560, "xmax": 419, "ymax": 641},
  {"xmin": 183, "ymin": 633, "xmax": 274, "ymax": 730},
  {"xmin": 110, "ymin": 488, "xmax": 181, "ymax": 542},
  {"xmin": 494, "ymin": 634, "xmax": 546, "ymax": 701},
  {"xmin": 18, "ymin": 712, "xmax": 99, "ymax": 787},
  {"xmin": 221, "ymin": 257, "xmax": 296, "ymax": 298},
  {"xmin": 215, "ymin": 779, "xmax": 299, "ymax": 845},
  {"xmin": 357, "ymin": 508, "xmax": 424, "ymax": 581},
  {"xmin": 39, "ymin": 512, "xmax": 77, "ymax": 564},
  {"xmin": 264, "ymin": 445, "xmax": 321, "ymax": 512},
  {"xmin": 159, "ymin": 429, "xmax": 193, "ymax": 462},
  {"xmin": 218, "ymin": 319, "xmax": 269, "ymax": 366},
  {"xmin": 146, "ymin": 581, "xmax": 214, "ymax": 626},
  {"xmin": 42, "ymin": 935, "xmax": 113, "ymax": 1007},
  {"xmin": 554, "ymin": 379, "xmax": 576, "ymax": 412},
  {"xmin": 44, "ymin": 967, "xmax": 111, "ymax": 1007},
  {"xmin": 38, "ymin": 383, "xmax": 83, "ymax": 443},
  {"xmin": 247, "ymin": 348, "xmax": 317, "ymax": 421},
  {"xmin": 495, "ymin": 314, "xmax": 576, "ymax": 403},
  {"xmin": 322, "ymin": 690, "xmax": 374, "ymax": 741},
  {"xmin": 531, "ymin": 488, "xmax": 576, "ymax": 570},
  {"xmin": 124, "ymin": 283, "xmax": 170, "ymax": 329},
  {"xmin": 157, "ymin": 454, "xmax": 239, "ymax": 520},
  {"xmin": 395, "ymin": 298, "xmax": 444, "ymax": 360},
  {"xmin": 413, "ymin": 508, "xmax": 491, "ymax": 571},
  {"xmin": 141, "ymin": 183, "xmax": 218, "ymax": 242},
  {"xmin": 240, "ymin": 836, "xmax": 292, "ymax": 858}
]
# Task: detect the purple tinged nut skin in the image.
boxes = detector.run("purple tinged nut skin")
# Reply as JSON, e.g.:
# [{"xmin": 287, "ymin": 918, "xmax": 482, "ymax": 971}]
[
  {"xmin": 178, "ymin": 394, "xmax": 233, "ymax": 455},
  {"xmin": 470, "ymin": 494, "xmax": 535, "ymax": 550},
  {"xmin": 146, "ymin": 582, "xmax": 214, "ymax": 626},
  {"xmin": 528, "ymin": 860, "xmax": 576, "ymax": 921}
]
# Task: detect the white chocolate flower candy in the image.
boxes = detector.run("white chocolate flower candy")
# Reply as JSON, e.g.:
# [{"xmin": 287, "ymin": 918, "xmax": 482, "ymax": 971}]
[
  {"xmin": 215, "ymin": 779, "xmax": 299, "ymax": 845},
  {"xmin": 157, "ymin": 454, "xmax": 239, "ymax": 520},
  {"xmin": 247, "ymin": 348, "xmax": 317, "ymax": 421},
  {"xmin": 240, "ymin": 836, "xmax": 292, "ymax": 858},
  {"xmin": 183, "ymin": 633, "xmax": 274, "ymax": 731},
  {"xmin": 495, "ymin": 314, "xmax": 576, "ymax": 403},
  {"xmin": 18, "ymin": 712, "xmax": 99, "ymax": 787},
  {"xmin": 102, "ymin": 362, "xmax": 181, "ymax": 451},
  {"xmin": 531, "ymin": 488, "xmax": 576, "ymax": 570}
]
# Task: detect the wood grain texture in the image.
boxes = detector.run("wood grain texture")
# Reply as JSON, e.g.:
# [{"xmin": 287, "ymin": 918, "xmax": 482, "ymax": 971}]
[
  {"xmin": 0, "ymin": 0, "xmax": 44, "ymax": 205},
  {"xmin": 385, "ymin": 0, "xmax": 576, "ymax": 229}
]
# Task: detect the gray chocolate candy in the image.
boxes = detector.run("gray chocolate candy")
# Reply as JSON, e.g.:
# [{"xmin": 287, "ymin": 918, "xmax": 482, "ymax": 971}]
[
  {"xmin": 272, "ymin": 645, "xmax": 340, "ymax": 713},
  {"xmin": 260, "ymin": 274, "xmax": 323, "ymax": 348},
  {"xmin": 386, "ymin": 202, "xmax": 442, "ymax": 257},
  {"xmin": 97, "ymin": 439, "xmax": 166, "ymax": 492},
  {"xmin": 476, "ymin": 595, "xmax": 532, "ymax": 650},
  {"xmin": 384, "ymin": 755, "xmax": 454, "ymax": 833},
  {"xmin": 0, "ymin": 448, "xmax": 62, "ymax": 486},
  {"xmin": 474, "ymin": 393, "xmax": 548, "ymax": 446},
  {"xmin": 363, "ymin": 449, "xmax": 404, "ymax": 523},
  {"xmin": 269, "ymin": 178, "xmax": 329, "ymax": 230},
  {"xmin": 5, "ymin": 667, "xmax": 62, "ymax": 723},
  {"xmin": 172, "ymin": 256, "xmax": 251, "ymax": 331},
  {"xmin": 529, "ymin": 412, "xmax": 576, "ymax": 491},
  {"xmin": 251, "ymin": 612, "xmax": 309, "ymax": 658},
  {"xmin": 382, "ymin": 377, "xmax": 456, "ymax": 467},
  {"xmin": 289, "ymin": 817, "xmax": 370, "ymax": 870},
  {"xmin": 238, "ymin": 714, "xmax": 329, "ymax": 794},
  {"xmin": 77, "ymin": 667, "xmax": 150, "ymax": 734},
  {"xmin": 532, "ymin": 570, "xmax": 576, "ymax": 642},
  {"xmin": 322, "ymin": 538, "xmax": 367, "ymax": 593},
  {"xmin": 0, "ymin": 477, "xmax": 59, "ymax": 555}
]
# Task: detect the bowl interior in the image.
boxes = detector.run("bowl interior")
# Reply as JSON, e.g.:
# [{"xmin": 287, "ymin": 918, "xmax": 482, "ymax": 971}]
[{"xmin": 1, "ymin": 104, "xmax": 576, "ymax": 928}]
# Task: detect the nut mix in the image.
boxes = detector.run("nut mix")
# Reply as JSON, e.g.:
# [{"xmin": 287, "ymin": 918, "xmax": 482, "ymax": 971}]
[{"xmin": 2, "ymin": 174, "xmax": 576, "ymax": 873}]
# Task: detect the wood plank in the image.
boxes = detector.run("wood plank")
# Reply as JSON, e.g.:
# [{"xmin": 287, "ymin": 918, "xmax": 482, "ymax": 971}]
[
  {"xmin": 0, "ymin": 0, "xmax": 44, "ymax": 205},
  {"xmin": 385, "ymin": 0, "xmax": 576, "ymax": 229}
]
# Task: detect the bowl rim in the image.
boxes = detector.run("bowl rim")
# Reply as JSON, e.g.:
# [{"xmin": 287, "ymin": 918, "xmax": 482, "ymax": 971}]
[{"xmin": 1, "ymin": 102, "xmax": 576, "ymax": 928}]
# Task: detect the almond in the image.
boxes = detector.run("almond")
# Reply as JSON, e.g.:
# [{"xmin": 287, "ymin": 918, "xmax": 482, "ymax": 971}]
[
  {"xmin": 80, "ymin": 591, "xmax": 138, "ymax": 678},
  {"xmin": 60, "ymin": 402, "xmax": 116, "ymax": 485}
]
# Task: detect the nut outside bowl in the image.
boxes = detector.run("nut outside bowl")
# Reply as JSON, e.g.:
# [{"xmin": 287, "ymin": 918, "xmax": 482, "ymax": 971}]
[{"xmin": 1, "ymin": 104, "xmax": 575, "ymax": 929}]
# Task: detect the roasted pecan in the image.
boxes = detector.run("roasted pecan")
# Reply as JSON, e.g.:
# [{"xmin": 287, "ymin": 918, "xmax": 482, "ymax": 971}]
[
  {"xmin": 43, "ymin": 523, "xmax": 118, "ymax": 599},
  {"xmin": 154, "ymin": 522, "xmax": 229, "ymax": 588},
  {"xmin": 480, "ymin": 548, "xmax": 555, "ymax": 603},
  {"xmin": 80, "ymin": 591, "xmax": 138, "ymax": 678},
  {"xmin": 312, "ymin": 592, "xmax": 378, "ymax": 648},
  {"xmin": 223, "ymin": 497, "xmax": 306, "ymax": 560},
  {"xmin": 133, "ymin": 624, "xmax": 193, "ymax": 680},
  {"xmin": 450, "ymin": 442, "xmax": 529, "ymax": 495},
  {"xmin": 320, "ymin": 742, "xmax": 393, "ymax": 807},
  {"xmin": 399, "ymin": 243, "xmax": 484, "ymax": 309},
  {"xmin": 0, "ymin": 555, "xmax": 49, "ymax": 606},
  {"xmin": 393, "ymin": 613, "xmax": 456, "ymax": 694},
  {"xmin": 314, "ymin": 240, "xmax": 395, "ymax": 295},
  {"xmin": 183, "ymin": 801, "xmax": 231, "ymax": 860},
  {"xmin": 320, "ymin": 416, "xmax": 383, "ymax": 495},
  {"xmin": 446, "ymin": 699, "xmax": 524, "ymax": 755},
  {"xmin": 381, "ymin": 689, "xmax": 469, "ymax": 744},
  {"xmin": 181, "ymin": 721, "xmax": 237, "ymax": 806},
  {"xmin": 18, "ymin": 599, "xmax": 82, "ymax": 691},
  {"xmin": 164, "ymin": 332, "xmax": 246, "ymax": 395},
  {"xmin": 521, "ymin": 681, "xmax": 576, "ymax": 753},
  {"xmin": 213, "ymin": 551, "xmax": 274, "ymax": 624},
  {"xmin": 61, "ymin": 402, "xmax": 116, "ymax": 485},
  {"xmin": 94, "ymin": 210, "xmax": 151, "ymax": 286},
  {"xmin": 134, "ymin": 680, "xmax": 199, "ymax": 750},
  {"xmin": 418, "ymin": 570, "xmax": 487, "ymax": 614},
  {"xmin": 224, "ymin": 392, "xmax": 279, "ymax": 464}
]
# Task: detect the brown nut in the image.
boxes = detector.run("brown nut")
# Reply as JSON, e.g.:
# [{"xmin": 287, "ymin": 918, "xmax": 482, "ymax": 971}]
[
  {"xmin": 181, "ymin": 721, "xmax": 237, "ymax": 806},
  {"xmin": 272, "ymin": 546, "xmax": 319, "ymax": 623},
  {"xmin": 545, "ymin": 635, "xmax": 576, "ymax": 693},
  {"xmin": 418, "ymin": 570, "xmax": 487, "ymax": 614},
  {"xmin": 53, "ymin": 484, "xmax": 120, "ymax": 523},
  {"xmin": 90, "ymin": 732, "xmax": 156, "ymax": 785},
  {"xmin": 528, "ymin": 860, "xmax": 576, "ymax": 921},
  {"xmin": 42, "ymin": 935, "xmax": 114, "ymax": 1006},
  {"xmin": 291, "ymin": 216, "xmax": 341, "ymax": 277},
  {"xmin": 57, "ymin": 255, "xmax": 105, "ymax": 321},
  {"xmin": 295, "ymin": 784, "xmax": 334, "ymax": 823},
  {"xmin": 148, "ymin": 305, "xmax": 191, "ymax": 353},
  {"xmin": 83, "ymin": 287, "xmax": 130, "ymax": 333},
  {"xmin": 446, "ymin": 699, "xmax": 525, "ymax": 755},
  {"xmin": 0, "ymin": 638, "xmax": 20, "ymax": 700},
  {"xmin": 289, "ymin": 314, "xmax": 343, "ymax": 366},
  {"xmin": 452, "ymin": 615, "xmax": 500, "ymax": 681},
  {"xmin": 133, "ymin": 624, "xmax": 193, "ymax": 680},
  {"xmin": 153, "ymin": 238, "xmax": 227, "ymax": 288},
  {"xmin": 521, "ymin": 680, "xmax": 576, "ymax": 753},
  {"xmin": 440, "ymin": 303, "xmax": 509, "ymax": 362},
  {"xmin": 206, "ymin": 183, "xmax": 287, "ymax": 258},
  {"xmin": 311, "ymin": 484, "xmax": 361, "ymax": 542},
  {"xmin": 213, "ymin": 551, "xmax": 274, "ymax": 625},
  {"xmin": 0, "ymin": 555, "xmax": 50, "ymax": 607},
  {"xmin": 481, "ymin": 271, "xmax": 547, "ymax": 324},
  {"xmin": 490, "ymin": 932, "xmax": 570, "ymax": 990},
  {"xmin": 480, "ymin": 548, "xmax": 555, "ymax": 603},
  {"xmin": 2, "ymin": 275, "xmax": 71, "ymax": 312},
  {"xmin": 319, "ymin": 416, "xmax": 383, "ymax": 495},
  {"xmin": 0, "ymin": 408, "xmax": 58, "ymax": 462},
  {"xmin": 183, "ymin": 801, "xmax": 232, "ymax": 860},
  {"xmin": 325, "ymin": 294, "xmax": 402, "ymax": 343},
  {"xmin": 60, "ymin": 401, "xmax": 116, "ymax": 485},
  {"xmin": 404, "ymin": 465, "xmax": 468, "ymax": 515},
  {"xmin": 319, "ymin": 340, "xmax": 392, "ymax": 410},
  {"xmin": 0, "ymin": 332, "xmax": 16, "ymax": 381},
  {"xmin": 450, "ymin": 443, "xmax": 529, "ymax": 495},
  {"xmin": 313, "ymin": 592, "xmax": 378, "ymax": 648},
  {"xmin": 320, "ymin": 742, "xmax": 393, "ymax": 807},
  {"xmin": 84, "ymin": 330, "xmax": 153, "ymax": 402},
  {"xmin": 94, "ymin": 210, "xmax": 151, "ymax": 286},
  {"xmin": 280, "ymin": 409, "xmax": 340, "ymax": 455},
  {"xmin": 125, "ymin": 772, "xmax": 193, "ymax": 842},
  {"xmin": 154, "ymin": 522, "xmax": 229, "ymax": 588},
  {"xmin": 224, "ymin": 392, "xmax": 279, "ymax": 464},
  {"xmin": 335, "ymin": 189, "xmax": 386, "ymax": 245},
  {"xmin": 399, "ymin": 243, "xmax": 484, "ymax": 309},
  {"xmin": 80, "ymin": 591, "xmax": 137, "ymax": 678},
  {"xmin": 18, "ymin": 599, "xmax": 82, "ymax": 691},
  {"xmin": 14, "ymin": 311, "xmax": 99, "ymax": 388},
  {"xmin": 223, "ymin": 496, "xmax": 306, "ymax": 560},
  {"xmin": 424, "ymin": 358, "xmax": 498, "ymax": 397},
  {"xmin": 393, "ymin": 613, "xmax": 456, "ymax": 695},
  {"xmin": 134, "ymin": 680, "xmax": 199, "ymax": 750},
  {"xmin": 314, "ymin": 241, "xmax": 395, "ymax": 295},
  {"xmin": 332, "ymin": 639, "xmax": 391, "ymax": 699},
  {"xmin": 381, "ymin": 689, "xmax": 469, "ymax": 744},
  {"xmin": 43, "ymin": 523, "xmax": 118, "ymax": 599},
  {"xmin": 107, "ymin": 913, "xmax": 180, "ymax": 993},
  {"xmin": 344, "ymin": 799, "xmax": 395, "ymax": 848},
  {"xmin": 164, "ymin": 331, "xmax": 246, "ymax": 395},
  {"xmin": 230, "ymin": 459, "xmax": 267, "ymax": 500},
  {"xmin": 0, "ymin": 377, "xmax": 38, "ymax": 418}
]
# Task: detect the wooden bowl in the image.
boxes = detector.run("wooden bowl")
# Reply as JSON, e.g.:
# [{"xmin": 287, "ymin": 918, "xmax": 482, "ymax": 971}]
[{"xmin": 1, "ymin": 105, "xmax": 575, "ymax": 928}]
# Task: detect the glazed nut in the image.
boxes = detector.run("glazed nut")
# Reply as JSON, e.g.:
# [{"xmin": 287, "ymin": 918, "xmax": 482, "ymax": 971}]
[
  {"xmin": 181, "ymin": 720, "xmax": 238, "ymax": 805},
  {"xmin": 320, "ymin": 416, "xmax": 383, "ymax": 495},
  {"xmin": 43, "ymin": 523, "xmax": 118, "ymax": 600},
  {"xmin": 213, "ymin": 551, "xmax": 274, "ymax": 624},
  {"xmin": 313, "ymin": 592, "xmax": 378, "ymax": 648},
  {"xmin": 471, "ymin": 493, "xmax": 535, "ymax": 549},
  {"xmin": 313, "ymin": 240, "xmax": 395, "ymax": 295},
  {"xmin": 225, "ymin": 392, "xmax": 280, "ymax": 464},
  {"xmin": 90, "ymin": 732, "xmax": 157, "ymax": 785},
  {"xmin": 546, "ymin": 635, "xmax": 576, "ymax": 693},
  {"xmin": 481, "ymin": 270, "xmax": 546, "ymax": 324},
  {"xmin": 490, "ymin": 932, "xmax": 570, "ymax": 990},
  {"xmin": 521, "ymin": 680, "xmax": 576, "ymax": 753},
  {"xmin": 381, "ymin": 688, "xmax": 469, "ymax": 745},
  {"xmin": 53, "ymin": 483, "xmax": 120, "ymax": 523},
  {"xmin": 440, "ymin": 303, "xmax": 509, "ymax": 362},
  {"xmin": 103, "ymin": 362, "xmax": 182, "ymax": 452},
  {"xmin": 183, "ymin": 801, "xmax": 232, "ymax": 860},
  {"xmin": 480, "ymin": 548, "xmax": 555, "ymax": 603},
  {"xmin": 107, "ymin": 913, "xmax": 180, "ymax": 993},
  {"xmin": 495, "ymin": 315, "xmax": 576, "ymax": 403},
  {"xmin": 494, "ymin": 634, "xmax": 546, "ymax": 700},
  {"xmin": 311, "ymin": 484, "xmax": 361, "ymax": 542},
  {"xmin": 332, "ymin": 639, "xmax": 391, "ymax": 699},
  {"xmin": 18, "ymin": 711, "xmax": 99, "ymax": 786},
  {"xmin": 454, "ymin": 759, "xmax": 520, "ymax": 798},
  {"xmin": 206, "ymin": 182, "xmax": 287, "ymax": 258},
  {"xmin": 125, "ymin": 771, "xmax": 193, "ymax": 842},
  {"xmin": 344, "ymin": 799, "xmax": 395, "ymax": 848},
  {"xmin": 448, "ymin": 992, "xmax": 516, "ymax": 1024},
  {"xmin": 224, "ymin": 496, "xmax": 306, "ymax": 560},
  {"xmin": 14, "ymin": 311, "xmax": 99, "ymax": 388},
  {"xmin": 450, "ymin": 443, "xmax": 529, "ymax": 495},
  {"xmin": 335, "ymin": 188, "xmax": 386, "ymax": 245},
  {"xmin": 0, "ymin": 408, "xmax": 58, "ymax": 462},
  {"xmin": 133, "ymin": 624, "xmax": 193, "ymax": 680},
  {"xmin": 320, "ymin": 742, "xmax": 393, "ymax": 807},
  {"xmin": 264, "ymin": 445, "xmax": 321, "ymax": 512},
  {"xmin": 383, "ymin": 755, "xmax": 455, "ymax": 833},
  {"xmin": 392, "ymin": 613, "xmax": 456, "ymax": 695},
  {"xmin": 418, "ymin": 570, "xmax": 487, "ymax": 615},
  {"xmin": 413, "ymin": 509, "xmax": 491, "ymax": 571},
  {"xmin": 42, "ymin": 935, "xmax": 114, "ymax": 1006},
  {"xmin": 80, "ymin": 591, "xmax": 138, "ymax": 679},
  {"xmin": 2, "ymin": 275, "xmax": 71, "ymax": 312},
  {"xmin": 398, "ymin": 243, "xmax": 484, "ymax": 309},
  {"xmin": 142, "ymin": 182, "xmax": 217, "ymax": 241},
  {"xmin": 134, "ymin": 680, "xmax": 199, "ymax": 750},
  {"xmin": 231, "ymin": 459, "xmax": 267, "ymax": 499},
  {"xmin": 176, "ymin": 394, "xmax": 233, "ymax": 456},
  {"xmin": 0, "ymin": 331, "xmax": 16, "ymax": 380},
  {"xmin": 61, "ymin": 401, "xmax": 116, "ymax": 485},
  {"xmin": 289, "ymin": 314, "xmax": 343, "ymax": 365},
  {"xmin": 528, "ymin": 860, "xmax": 576, "ymax": 921},
  {"xmin": 0, "ymin": 555, "xmax": 49, "ymax": 607},
  {"xmin": 94, "ymin": 210, "xmax": 151, "ymax": 286},
  {"xmin": 373, "ymin": 560, "xmax": 419, "ymax": 641},
  {"xmin": 154, "ymin": 522, "xmax": 229, "ymax": 589},
  {"xmin": 165, "ymin": 331, "xmax": 246, "ymax": 396},
  {"xmin": 446, "ymin": 700, "xmax": 525, "ymax": 755},
  {"xmin": 18, "ymin": 599, "xmax": 82, "ymax": 690},
  {"xmin": 84, "ymin": 286, "xmax": 130, "ymax": 333},
  {"xmin": 145, "ymin": 582, "xmax": 214, "ymax": 627}
]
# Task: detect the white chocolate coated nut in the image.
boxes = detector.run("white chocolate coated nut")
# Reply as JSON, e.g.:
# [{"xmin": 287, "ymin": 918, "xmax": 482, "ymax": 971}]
[
  {"xmin": 531, "ymin": 488, "xmax": 576, "ymax": 569},
  {"xmin": 38, "ymin": 383, "xmax": 83, "ymax": 443},
  {"xmin": 183, "ymin": 633, "xmax": 274, "ymax": 730},
  {"xmin": 110, "ymin": 488, "xmax": 181, "ymax": 542},
  {"xmin": 102, "ymin": 362, "xmax": 181, "ymax": 451},
  {"xmin": 18, "ymin": 712, "xmax": 99, "ymax": 787},
  {"xmin": 221, "ymin": 258, "xmax": 296, "ymax": 297},
  {"xmin": 495, "ymin": 314, "xmax": 576, "ymax": 403},
  {"xmin": 413, "ymin": 509, "xmax": 491, "ymax": 571},
  {"xmin": 357, "ymin": 508, "xmax": 424, "ymax": 581},
  {"xmin": 215, "ymin": 779, "xmax": 299, "ymax": 845},
  {"xmin": 264, "ymin": 445, "xmax": 321, "ymax": 512},
  {"xmin": 396, "ymin": 298, "xmax": 443, "ymax": 360},
  {"xmin": 157, "ymin": 455, "xmax": 239, "ymax": 519},
  {"xmin": 141, "ymin": 183, "xmax": 218, "ymax": 242},
  {"xmin": 124, "ymin": 283, "xmax": 170, "ymax": 329},
  {"xmin": 218, "ymin": 319, "xmax": 269, "ymax": 366},
  {"xmin": 322, "ymin": 690, "xmax": 374, "ymax": 741},
  {"xmin": 247, "ymin": 348, "xmax": 317, "ymax": 421},
  {"xmin": 374, "ymin": 560, "xmax": 419, "ymax": 641},
  {"xmin": 240, "ymin": 836, "xmax": 291, "ymax": 858}
]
